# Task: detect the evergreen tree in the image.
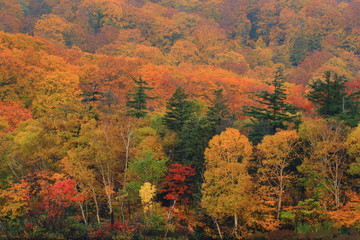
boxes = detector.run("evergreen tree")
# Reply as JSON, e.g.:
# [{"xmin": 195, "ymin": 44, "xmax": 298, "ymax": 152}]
[
  {"xmin": 163, "ymin": 88, "xmax": 210, "ymax": 174},
  {"xmin": 177, "ymin": 115, "xmax": 210, "ymax": 171},
  {"xmin": 243, "ymin": 68, "xmax": 299, "ymax": 144},
  {"xmin": 80, "ymin": 81, "xmax": 104, "ymax": 103},
  {"xmin": 306, "ymin": 71, "xmax": 360, "ymax": 126},
  {"xmin": 341, "ymin": 92, "xmax": 360, "ymax": 126},
  {"xmin": 163, "ymin": 87, "xmax": 198, "ymax": 133},
  {"xmin": 126, "ymin": 76, "xmax": 155, "ymax": 118},
  {"xmin": 306, "ymin": 71, "xmax": 347, "ymax": 117},
  {"xmin": 207, "ymin": 88, "xmax": 235, "ymax": 135}
]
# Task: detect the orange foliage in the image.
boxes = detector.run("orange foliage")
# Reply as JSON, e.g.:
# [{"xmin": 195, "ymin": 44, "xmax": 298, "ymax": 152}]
[
  {"xmin": 285, "ymin": 83, "xmax": 313, "ymax": 111},
  {"xmin": 0, "ymin": 0, "xmax": 25, "ymax": 33},
  {"xmin": 0, "ymin": 180, "xmax": 31, "ymax": 218},
  {"xmin": 328, "ymin": 192, "xmax": 360, "ymax": 228},
  {"xmin": 0, "ymin": 101, "xmax": 32, "ymax": 132}
]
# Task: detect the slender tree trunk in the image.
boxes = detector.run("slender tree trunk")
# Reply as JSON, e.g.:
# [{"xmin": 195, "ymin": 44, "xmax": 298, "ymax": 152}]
[
  {"xmin": 164, "ymin": 198, "xmax": 177, "ymax": 238},
  {"xmin": 92, "ymin": 190, "xmax": 100, "ymax": 223},
  {"xmin": 334, "ymin": 186, "xmax": 340, "ymax": 209},
  {"xmin": 120, "ymin": 201, "xmax": 125, "ymax": 224},
  {"xmin": 123, "ymin": 142, "xmax": 130, "ymax": 185},
  {"xmin": 110, "ymin": 209, "xmax": 114, "ymax": 225},
  {"xmin": 212, "ymin": 217, "xmax": 223, "ymax": 240},
  {"xmin": 277, "ymin": 189, "xmax": 283, "ymax": 220},
  {"xmin": 121, "ymin": 120, "xmax": 134, "ymax": 187},
  {"xmin": 334, "ymin": 160, "xmax": 341, "ymax": 209},
  {"xmin": 79, "ymin": 202, "xmax": 88, "ymax": 225},
  {"xmin": 234, "ymin": 213, "xmax": 239, "ymax": 239},
  {"xmin": 277, "ymin": 168, "xmax": 284, "ymax": 220}
]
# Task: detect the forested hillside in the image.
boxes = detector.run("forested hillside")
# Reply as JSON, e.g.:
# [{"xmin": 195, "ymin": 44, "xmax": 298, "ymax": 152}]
[{"xmin": 0, "ymin": 0, "xmax": 359, "ymax": 239}]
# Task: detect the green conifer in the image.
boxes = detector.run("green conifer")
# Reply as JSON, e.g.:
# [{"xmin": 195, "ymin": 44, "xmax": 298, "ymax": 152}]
[
  {"xmin": 243, "ymin": 68, "xmax": 299, "ymax": 144},
  {"xmin": 207, "ymin": 88, "xmax": 235, "ymax": 135},
  {"xmin": 163, "ymin": 87, "xmax": 198, "ymax": 133},
  {"xmin": 306, "ymin": 71, "xmax": 359, "ymax": 126},
  {"xmin": 126, "ymin": 76, "xmax": 155, "ymax": 118}
]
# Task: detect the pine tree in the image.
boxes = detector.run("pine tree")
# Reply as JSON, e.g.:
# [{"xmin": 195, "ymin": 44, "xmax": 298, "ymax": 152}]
[
  {"xmin": 163, "ymin": 87, "xmax": 209, "ymax": 173},
  {"xmin": 306, "ymin": 71, "xmax": 347, "ymax": 117},
  {"xmin": 163, "ymin": 87, "xmax": 198, "ymax": 133},
  {"xmin": 243, "ymin": 68, "xmax": 299, "ymax": 144},
  {"xmin": 207, "ymin": 88, "xmax": 235, "ymax": 135},
  {"xmin": 80, "ymin": 81, "xmax": 104, "ymax": 103},
  {"xmin": 177, "ymin": 115, "xmax": 210, "ymax": 172},
  {"xmin": 126, "ymin": 76, "xmax": 155, "ymax": 118},
  {"xmin": 306, "ymin": 71, "xmax": 360, "ymax": 126}
]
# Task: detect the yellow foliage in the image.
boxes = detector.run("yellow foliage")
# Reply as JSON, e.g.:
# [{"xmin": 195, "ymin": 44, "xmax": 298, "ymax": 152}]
[
  {"xmin": 346, "ymin": 124, "xmax": 360, "ymax": 158},
  {"xmin": 139, "ymin": 182, "xmax": 157, "ymax": 212},
  {"xmin": 328, "ymin": 192, "xmax": 360, "ymax": 228},
  {"xmin": 258, "ymin": 130, "xmax": 299, "ymax": 164},
  {"xmin": 202, "ymin": 128, "xmax": 255, "ymax": 238},
  {"xmin": 34, "ymin": 14, "xmax": 73, "ymax": 47},
  {"xmin": 204, "ymin": 128, "xmax": 252, "ymax": 167},
  {"xmin": 298, "ymin": 118, "xmax": 349, "ymax": 209},
  {"xmin": 0, "ymin": 181, "xmax": 30, "ymax": 219},
  {"xmin": 257, "ymin": 130, "xmax": 299, "ymax": 220}
]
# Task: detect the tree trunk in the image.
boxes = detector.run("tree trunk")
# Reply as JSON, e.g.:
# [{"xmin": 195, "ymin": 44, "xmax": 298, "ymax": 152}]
[
  {"xmin": 92, "ymin": 190, "xmax": 100, "ymax": 223},
  {"xmin": 334, "ymin": 186, "xmax": 340, "ymax": 209},
  {"xmin": 79, "ymin": 202, "xmax": 88, "ymax": 225},
  {"xmin": 110, "ymin": 209, "xmax": 114, "ymax": 225},
  {"xmin": 164, "ymin": 198, "xmax": 177, "ymax": 238},
  {"xmin": 277, "ymin": 190, "xmax": 282, "ymax": 220},
  {"xmin": 234, "ymin": 213, "xmax": 239, "ymax": 239},
  {"xmin": 277, "ymin": 169, "xmax": 284, "ymax": 220},
  {"xmin": 212, "ymin": 217, "xmax": 223, "ymax": 240}
]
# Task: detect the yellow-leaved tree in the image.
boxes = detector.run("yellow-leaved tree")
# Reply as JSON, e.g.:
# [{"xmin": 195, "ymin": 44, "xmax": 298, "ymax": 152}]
[
  {"xmin": 347, "ymin": 124, "xmax": 360, "ymax": 180},
  {"xmin": 257, "ymin": 130, "xmax": 299, "ymax": 220},
  {"xmin": 327, "ymin": 124, "xmax": 360, "ymax": 228},
  {"xmin": 139, "ymin": 182, "xmax": 156, "ymax": 213},
  {"xmin": 298, "ymin": 118, "xmax": 350, "ymax": 210},
  {"xmin": 201, "ymin": 128, "xmax": 253, "ymax": 239}
]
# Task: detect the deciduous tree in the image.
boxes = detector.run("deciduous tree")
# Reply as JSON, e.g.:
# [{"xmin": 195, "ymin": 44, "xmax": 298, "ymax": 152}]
[
  {"xmin": 201, "ymin": 128, "xmax": 253, "ymax": 239},
  {"xmin": 298, "ymin": 118, "xmax": 350, "ymax": 209},
  {"xmin": 257, "ymin": 130, "xmax": 299, "ymax": 219}
]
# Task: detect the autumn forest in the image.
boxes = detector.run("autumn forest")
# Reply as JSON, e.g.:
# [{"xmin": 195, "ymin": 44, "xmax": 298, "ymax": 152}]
[{"xmin": 0, "ymin": 0, "xmax": 360, "ymax": 239}]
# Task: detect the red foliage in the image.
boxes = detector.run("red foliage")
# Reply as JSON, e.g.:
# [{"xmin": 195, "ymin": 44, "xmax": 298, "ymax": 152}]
[
  {"xmin": 0, "ymin": 102, "xmax": 32, "ymax": 132},
  {"xmin": 92, "ymin": 221, "xmax": 125, "ymax": 239},
  {"xmin": 42, "ymin": 179, "xmax": 84, "ymax": 218},
  {"xmin": 49, "ymin": 179, "xmax": 85, "ymax": 207},
  {"xmin": 23, "ymin": 172, "xmax": 84, "ymax": 219},
  {"xmin": 160, "ymin": 164, "xmax": 196, "ymax": 202},
  {"xmin": 346, "ymin": 79, "xmax": 360, "ymax": 95},
  {"xmin": 25, "ymin": 222, "xmax": 33, "ymax": 231},
  {"xmin": 286, "ymin": 84, "xmax": 313, "ymax": 111}
]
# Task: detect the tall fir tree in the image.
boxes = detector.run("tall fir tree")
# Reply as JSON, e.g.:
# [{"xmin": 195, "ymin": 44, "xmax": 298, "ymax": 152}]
[
  {"xmin": 163, "ymin": 87, "xmax": 209, "ymax": 175},
  {"xmin": 177, "ymin": 115, "xmax": 210, "ymax": 172},
  {"xmin": 306, "ymin": 71, "xmax": 347, "ymax": 117},
  {"xmin": 163, "ymin": 87, "xmax": 198, "ymax": 133},
  {"xmin": 243, "ymin": 68, "xmax": 299, "ymax": 144},
  {"xmin": 126, "ymin": 76, "xmax": 155, "ymax": 118},
  {"xmin": 207, "ymin": 88, "xmax": 235, "ymax": 135},
  {"xmin": 306, "ymin": 71, "xmax": 360, "ymax": 126}
]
